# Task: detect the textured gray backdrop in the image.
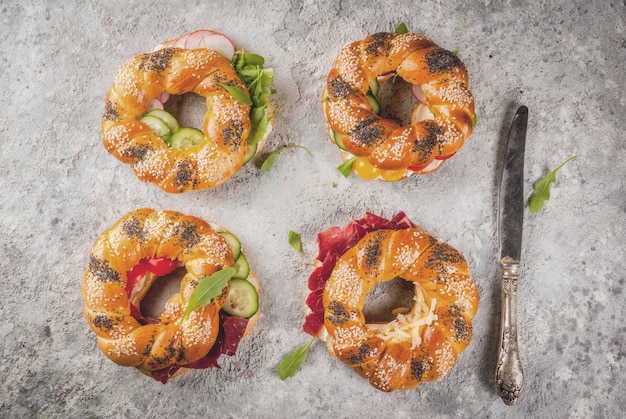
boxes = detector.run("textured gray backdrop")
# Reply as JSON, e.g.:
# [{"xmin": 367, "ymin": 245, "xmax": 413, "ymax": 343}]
[{"xmin": 1, "ymin": 0, "xmax": 624, "ymax": 417}]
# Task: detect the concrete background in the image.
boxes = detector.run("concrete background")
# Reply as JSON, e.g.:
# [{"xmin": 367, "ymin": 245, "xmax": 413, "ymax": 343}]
[{"xmin": 1, "ymin": 0, "xmax": 624, "ymax": 417}]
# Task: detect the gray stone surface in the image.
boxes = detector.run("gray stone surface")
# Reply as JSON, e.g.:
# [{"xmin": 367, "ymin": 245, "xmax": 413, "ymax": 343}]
[{"xmin": 1, "ymin": 0, "xmax": 624, "ymax": 417}]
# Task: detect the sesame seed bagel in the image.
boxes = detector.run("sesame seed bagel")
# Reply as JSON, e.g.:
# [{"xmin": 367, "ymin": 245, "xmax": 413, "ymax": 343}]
[
  {"xmin": 305, "ymin": 214, "xmax": 479, "ymax": 392},
  {"xmin": 82, "ymin": 208, "xmax": 260, "ymax": 381},
  {"xmin": 102, "ymin": 31, "xmax": 274, "ymax": 193},
  {"xmin": 321, "ymin": 32, "xmax": 475, "ymax": 181}
]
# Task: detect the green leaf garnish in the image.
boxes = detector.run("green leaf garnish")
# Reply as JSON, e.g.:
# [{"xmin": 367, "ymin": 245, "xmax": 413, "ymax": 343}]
[
  {"xmin": 394, "ymin": 22, "xmax": 409, "ymax": 35},
  {"xmin": 528, "ymin": 156, "xmax": 576, "ymax": 213},
  {"xmin": 232, "ymin": 52, "xmax": 276, "ymax": 147},
  {"xmin": 277, "ymin": 338, "xmax": 315, "ymax": 380},
  {"xmin": 260, "ymin": 145, "xmax": 312, "ymax": 172},
  {"xmin": 288, "ymin": 231, "xmax": 302, "ymax": 253},
  {"xmin": 338, "ymin": 156, "xmax": 357, "ymax": 178},
  {"xmin": 236, "ymin": 52, "xmax": 264, "ymax": 67},
  {"xmin": 217, "ymin": 82, "xmax": 252, "ymax": 106},
  {"xmin": 180, "ymin": 267, "xmax": 236, "ymax": 323},
  {"xmin": 472, "ymin": 113, "xmax": 478, "ymax": 127}
]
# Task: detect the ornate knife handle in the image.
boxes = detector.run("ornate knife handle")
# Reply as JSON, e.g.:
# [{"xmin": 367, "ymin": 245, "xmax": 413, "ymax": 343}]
[{"xmin": 495, "ymin": 257, "xmax": 524, "ymax": 405}]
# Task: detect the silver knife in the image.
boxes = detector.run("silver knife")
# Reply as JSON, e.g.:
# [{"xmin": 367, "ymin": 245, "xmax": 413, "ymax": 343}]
[{"xmin": 495, "ymin": 106, "xmax": 527, "ymax": 405}]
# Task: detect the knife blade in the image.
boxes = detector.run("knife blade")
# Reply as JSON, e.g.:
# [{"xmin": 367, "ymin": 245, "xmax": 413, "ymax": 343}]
[{"xmin": 495, "ymin": 106, "xmax": 527, "ymax": 405}]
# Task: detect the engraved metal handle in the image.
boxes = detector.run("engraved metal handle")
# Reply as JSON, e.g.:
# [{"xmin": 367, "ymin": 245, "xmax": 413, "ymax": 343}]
[{"xmin": 495, "ymin": 257, "xmax": 524, "ymax": 405}]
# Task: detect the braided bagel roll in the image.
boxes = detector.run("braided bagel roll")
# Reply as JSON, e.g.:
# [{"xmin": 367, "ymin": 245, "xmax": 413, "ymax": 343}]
[
  {"xmin": 322, "ymin": 32, "xmax": 475, "ymax": 181},
  {"xmin": 304, "ymin": 212, "xmax": 479, "ymax": 392},
  {"xmin": 82, "ymin": 209, "xmax": 260, "ymax": 383},
  {"xmin": 102, "ymin": 30, "xmax": 275, "ymax": 193}
]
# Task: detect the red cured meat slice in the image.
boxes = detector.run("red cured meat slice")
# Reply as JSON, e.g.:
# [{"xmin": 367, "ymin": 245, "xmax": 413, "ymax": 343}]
[
  {"xmin": 307, "ymin": 266, "xmax": 325, "ymax": 291},
  {"xmin": 303, "ymin": 312, "xmax": 324, "ymax": 336},
  {"xmin": 149, "ymin": 314, "xmax": 249, "ymax": 383},
  {"xmin": 305, "ymin": 288, "xmax": 324, "ymax": 313},
  {"xmin": 303, "ymin": 212, "xmax": 415, "ymax": 336}
]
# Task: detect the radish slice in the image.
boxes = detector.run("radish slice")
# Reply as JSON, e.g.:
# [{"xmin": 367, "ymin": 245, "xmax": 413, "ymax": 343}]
[
  {"xmin": 411, "ymin": 104, "xmax": 435, "ymax": 124},
  {"xmin": 153, "ymin": 30, "xmax": 236, "ymax": 60},
  {"xmin": 146, "ymin": 97, "xmax": 164, "ymax": 111},
  {"xmin": 377, "ymin": 72, "xmax": 394, "ymax": 83},
  {"xmin": 407, "ymin": 165, "xmax": 425, "ymax": 172},
  {"xmin": 153, "ymin": 32, "xmax": 190, "ymax": 51},
  {"xmin": 407, "ymin": 158, "xmax": 445, "ymax": 174},
  {"xmin": 172, "ymin": 32, "xmax": 191, "ymax": 48},
  {"xmin": 156, "ymin": 91, "xmax": 170, "ymax": 104},
  {"xmin": 418, "ymin": 159, "xmax": 444, "ymax": 173},
  {"xmin": 435, "ymin": 152, "xmax": 456, "ymax": 161},
  {"xmin": 411, "ymin": 84, "xmax": 427, "ymax": 104},
  {"xmin": 184, "ymin": 30, "xmax": 235, "ymax": 60},
  {"xmin": 184, "ymin": 30, "xmax": 219, "ymax": 48}
]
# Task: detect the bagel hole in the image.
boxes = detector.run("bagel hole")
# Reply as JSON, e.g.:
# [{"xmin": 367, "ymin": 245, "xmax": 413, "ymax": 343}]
[
  {"xmin": 376, "ymin": 78, "xmax": 417, "ymax": 125},
  {"xmin": 140, "ymin": 267, "xmax": 186, "ymax": 319},
  {"xmin": 165, "ymin": 93, "xmax": 206, "ymax": 130},
  {"xmin": 363, "ymin": 277, "xmax": 415, "ymax": 323}
]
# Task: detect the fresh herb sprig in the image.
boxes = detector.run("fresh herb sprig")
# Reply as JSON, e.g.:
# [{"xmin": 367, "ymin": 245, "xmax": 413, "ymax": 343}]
[
  {"xmin": 180, "ymin": 267, "xmax": 236, "ymax": 323},
  {"xmin": 232, "ymin": 52, "xmax": 276, "ymax": 147},
  {"xmin": 288, "ymin": 231, "xmax": 302, "ymax": 253},
  {"xmin": 217, "ymin": 82, "xmax": 252, "ymax": 106},
  {"xmin": 394, "ymin": 22, "xmax": 409, "ymax": 35},
  {"xmin": 260, "ymin": 145, "xmax": 312, "ymax": 172},
  {"xmin": 528, "ymin": 156, "xmax": 576, "ymax": 213},
  {"xmin": 338, "ymin": 156, "xmax": 357, "ymax": 178},
  {"xmin": 277, "ymin": 338, "xmax": 315, "ymax": 380}
]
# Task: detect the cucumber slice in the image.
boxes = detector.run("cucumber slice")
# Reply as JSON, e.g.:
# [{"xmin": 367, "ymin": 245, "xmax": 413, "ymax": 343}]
[
  {"xmin": 223, "ymin": 278, "xmax": 258, "ymax": 318},
  {"xmin": 366, "ymin": 93, "xmax": 380, "ymax": 115},
  {"xmin": 169, "ymin": 127, "xmax": 204, "ymax": 150},
  {"xmin": 368, "ymin": 78, "xmax": 379, "ymax": 96},
  {"xmin": 333, "ymin": 130, "xmax": 347, "ymax": 151},
  {"xmin": 143, "ymin": 109, "xmax": 180, "ymax": 133},
  {"xmin": 219, "ymin": 232, "xmax": 242, "ymax": 260},
  {"xmin": 140, "ymin": 115, "xmax": 171, "ymax": 141},
  {"xmin": 242, "ymin": 141, "xmax": 258, "ymax": 165},
  {"xmin": 232, "ymin": 253, "xmax": 250, "ymax": 279}
]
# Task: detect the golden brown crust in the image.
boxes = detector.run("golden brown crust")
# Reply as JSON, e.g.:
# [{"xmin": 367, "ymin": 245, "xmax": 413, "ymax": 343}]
[
  {"xmin": 322, "ymin": 32, "xmax": 475, "ymax": 181},
  {"xmin": 82, "ymin": 209, "xmax": 259, "ymax": 374},
  {"xmin": 102, "ymin": 48, "xmax": 253, "ymax": 193},
  {"xmin": 316, "ymin": 226, "xmax": 479, "ymax": 392}
]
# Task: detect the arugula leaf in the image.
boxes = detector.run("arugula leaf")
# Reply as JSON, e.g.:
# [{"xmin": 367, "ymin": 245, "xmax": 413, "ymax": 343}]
[
  {"xmin": 217, "ymin": 82, "xmax": 252, "ymax": 106},
  {"xmin": 288, "ymin": 231, "xmax": 302, "ymax": 253},
  {"xmin": 180, "ymin": 267, "xmax": 236, "ymax": 323},
  {"xmin": 394, "ymin": 22, "xmax": 409, "ymax": 35},
  {"xmin": 338, "ymin": 156, "xmax": 357, "ymax": 178},
  {"xmin": 277, "ymin": 338, "xmax": 315, "ymax": 380},
  {"xmin": 260, "ymin": 145, "xmax": 312, "ymax": 172},
  {"xmin": 528, "ymin": 156, "xmax": 576, "ymax": 213}
]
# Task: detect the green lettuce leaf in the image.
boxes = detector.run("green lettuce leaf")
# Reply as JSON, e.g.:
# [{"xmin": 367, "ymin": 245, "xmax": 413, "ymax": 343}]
[{"xmin": 232, "ymin": 52, "xmax": 276, "ymax": 149}]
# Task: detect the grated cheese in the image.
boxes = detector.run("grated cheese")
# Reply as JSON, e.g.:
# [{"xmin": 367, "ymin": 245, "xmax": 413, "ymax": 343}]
[{"xmin": 367, "ymin": 283, "xmax": 438, "ymax": 348}]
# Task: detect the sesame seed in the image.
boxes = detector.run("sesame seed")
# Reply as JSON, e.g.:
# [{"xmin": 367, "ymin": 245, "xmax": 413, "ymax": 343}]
[
  {"xmin": 83, "ymin": 209, "xmax": 235, "ymax": 369},
  {"xmin": 102, "ymin": 48, "xmax": 253, "ymax": 192},
  {"xmin": 323, "ymin": 33, "xmax": 474, "ymax": 173},
  {"xmin": 322, "ymin": 225, "xmax": 478, "ymax": 389}
]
